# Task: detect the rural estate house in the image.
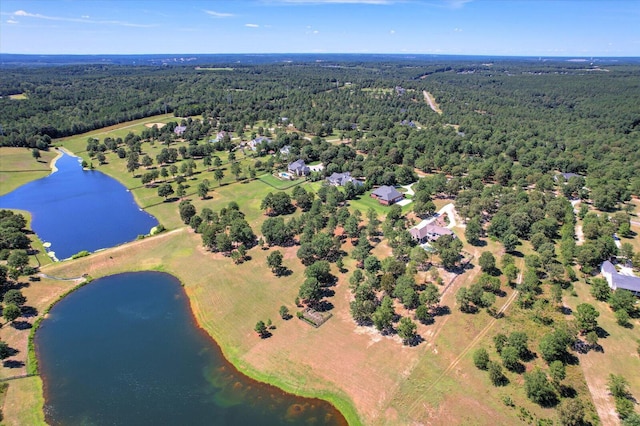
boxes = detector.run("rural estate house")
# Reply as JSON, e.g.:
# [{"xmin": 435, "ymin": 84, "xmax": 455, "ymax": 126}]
[
  {"xmin": 174, "ymin": 125, "xmax": 186, "ymax": 136},
  {"xmin": 370, "ymin": 185, "xmax": 404, "ymax": 205},
  {"xmin": 248, "ymin": 136, "xmax": 272, "ymax": 151},
  {"xmin": 601, "ymin": 260, "xmax": 640, "ymax": 296},
  {"xmin": 409, "ymin": 221, "xmax": 454, "ymax": 243},
  {"xmin": 210, "ymin": 131, "xmax": 226, "ymax": 142},
  {"xmin": 280, "ymin": 145, "xmax": 291, "ymax": 156},
  {"xmin": 326, "ymin": 172, "xmax": 363, "ymax": 187},
  {"xmin": 288, "ymin": 159, "xmax": 310, "ymax": 176},
  {"xmin": 554, "ymin": 172, "xmax": 581, "ymax": 182}
]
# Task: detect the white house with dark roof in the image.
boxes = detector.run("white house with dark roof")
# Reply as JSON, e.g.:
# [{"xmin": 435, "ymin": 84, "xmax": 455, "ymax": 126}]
[
  {"xmin": 601, "ymin": 260, "xmax": 640, "ymax": 296},
  {"xmin": 288, "ymin": 159, "xmax": 310, "ymax": 176},
  {"xmin": 174, "ymin": 125, "xmax": 187, "ymax": 136},
  {"xmin": 370, "ymin": 185, "xmax": 404, "ymax": 205}
]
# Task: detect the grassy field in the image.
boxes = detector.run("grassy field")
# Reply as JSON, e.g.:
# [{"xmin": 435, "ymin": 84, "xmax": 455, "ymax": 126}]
[
  {"xmin": 0, "ymin": 118, "xmax": 613, "ymax": 426},
  {"xmin": 1, "ymin": 376, "xmax": 46, "ymax": 425},
  {"xmin": 8, "ymin": 93, "xmax": 27, "ymax": 100},
  {"xmin": 347, "ymin": 192, "xmax": 413, "ymax": 217},
  {"xmin": 0, "ymin": 148, "xmax": 59, "ymax": 196},
  {"xmin": 56, "ymin": 113, "xmax": 176, "ymax": 146},
  {"xmin": 564, "ymin": 274, "xmax": 640, "ymax": 425}
]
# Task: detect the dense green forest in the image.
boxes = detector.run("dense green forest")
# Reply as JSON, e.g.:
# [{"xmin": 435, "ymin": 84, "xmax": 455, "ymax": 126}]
[
  {"xmin": 2, "ymin": 60, "xmax": 639, "ymax": 201},
  {"xmin": 2, "ymin": 58, "xmax": 640, "ymax": 424}
]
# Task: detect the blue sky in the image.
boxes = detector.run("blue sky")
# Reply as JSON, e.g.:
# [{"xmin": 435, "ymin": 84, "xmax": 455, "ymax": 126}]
[{"xmin": 1, "ymin": 0, "xmax": 638, "ymax": 56}]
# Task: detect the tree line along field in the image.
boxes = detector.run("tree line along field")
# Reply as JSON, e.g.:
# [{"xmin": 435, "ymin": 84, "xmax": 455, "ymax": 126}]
[{"xmin": 0, "ymin": 59, "xmax": 639, "ymax": 425}]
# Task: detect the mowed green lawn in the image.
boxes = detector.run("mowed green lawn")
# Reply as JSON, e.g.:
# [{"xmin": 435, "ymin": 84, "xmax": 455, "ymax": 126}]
[
  {"xmin": 0, "ymin": 148, "xmax": 59, "ymax": 196},
  {"xmin": 347, "ymin": 191, "xmax": 413, "ymax": 217}
]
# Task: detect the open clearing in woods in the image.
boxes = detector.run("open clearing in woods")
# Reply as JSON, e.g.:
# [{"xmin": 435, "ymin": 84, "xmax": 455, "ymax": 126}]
[
  {"xmin": 423, "ymin": 90, "xmax": 443, "ymax": 114},
  {"xmin": 0, "ymin": 118, "xmax": 606, "ymax": 425}
]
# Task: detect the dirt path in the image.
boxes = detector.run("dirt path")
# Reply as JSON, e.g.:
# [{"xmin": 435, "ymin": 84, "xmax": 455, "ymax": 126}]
[
  {"xmin": 423, "ymin": 90, "xmax": 442, "ymax": 115},
  {"xmin": 406, "ymin": 272, "xmax": 521, "ymax": 418},
  {"xmin": 578, "ymin": 352, "xmax": 620, "ymax": 425},
  {"xmin": 575, "ymin": 223, "xmax": 585, "ymax": 245},
  {"xmin": 439, "ymin": 203, "xmax": 459, "ymax": 228}
]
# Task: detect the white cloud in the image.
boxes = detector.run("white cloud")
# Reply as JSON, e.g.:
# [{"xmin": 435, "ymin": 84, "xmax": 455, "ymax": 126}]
[
  {"xmin": 390, "ymin": 29, "xmax": 395, "ymax": 34},
  {"xmin": 454, "ymin": 27, "xmax": 463, "ymax": 32},
  {"xmin": 313, "ymin": 30, "xmax": 319, "ymax": 34},
  {"xmin": 204, "ymin": 10, "xmax": 234, "ymax": 18},
  {"xmin": 7, "ymin": 19, "xmax": 18, "ymax": 24},
  {"xmin": 81, "ymin": 15, "xmax": 90, "ymax": 19},
  {"xmin": 245, "ymin": 23, "xmax": 260, "ymax": 28},
  {"xmin": 11, "ymin": 9, "xmax": 154, "ymax": 28}
]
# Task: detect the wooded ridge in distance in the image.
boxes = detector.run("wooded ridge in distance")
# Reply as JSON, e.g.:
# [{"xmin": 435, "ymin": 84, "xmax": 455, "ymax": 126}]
[{"xmin": 2, "ymin": 57, "xmax": 639, "ymax": 202}]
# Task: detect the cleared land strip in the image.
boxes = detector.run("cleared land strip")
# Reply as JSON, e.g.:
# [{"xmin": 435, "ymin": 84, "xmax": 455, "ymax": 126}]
[
  {"xmin": 405, "ymin": 273, "xmax": 521, "ymax": 419},
  {"xmin": 578, "ymin": 352, "xmax": 619, "ymax": 426},
  {"xmin": 423, "ymin": 90, "xmax": 442, "ymax": 115}
]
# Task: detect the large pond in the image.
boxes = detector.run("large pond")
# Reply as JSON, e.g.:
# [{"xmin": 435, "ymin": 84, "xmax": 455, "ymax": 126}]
[
  {"xmin": 36, "ymin": 272, "xmax": 346, "ymax": 426},
  {"xmin": 0, "ymin": 150, "xmax": 158, "ymax": 260}
]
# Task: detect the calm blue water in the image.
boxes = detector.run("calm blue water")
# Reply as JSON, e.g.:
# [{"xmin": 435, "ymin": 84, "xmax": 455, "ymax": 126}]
[
  {"xmin": 36, "ymin": 272, "xmax": 345, "ymax": 426},
  {"xmin": 0, "ymin": 151, "xmax": 157, "ymax": 259}
]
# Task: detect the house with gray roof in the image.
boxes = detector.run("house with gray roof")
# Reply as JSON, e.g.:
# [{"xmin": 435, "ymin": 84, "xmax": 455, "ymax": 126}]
[
  {"xmin": 554, "ymin": 172, "xmax": 582, "ymax": 182},
  {"xmin": 327, "ymin": 172, "xmax": 363, "ymax": 187},
  {"xmin": 210, "ymin": 131, "xmax": 227, "ymax": 142},
  {"xmin": 280, "ymin": 145, "xmax": 291, "ymax": 156},
  {"xmin": 370, "ymin": 185, "xmax": 404, "ymax": 205},
  {"xmin": 174, "ymin": 125, "xmax": 186, "ymax": 136},
  {"xmin": 248, "ymin": 136, "xmax": 272, "ymax": 151},
  {"xmin": 601, "ymin": 260, "xmax": 640, "ymax": 296},
  {"xmin": 288, "ymin": 159, "xmax": 310, "ymax": 176}
]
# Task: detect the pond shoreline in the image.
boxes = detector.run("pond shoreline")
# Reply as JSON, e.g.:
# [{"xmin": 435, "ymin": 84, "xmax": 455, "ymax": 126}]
[
  {"xmin": 36, "ymin": 271, "xmax": 348, "ymax": 425},
  {"xmin": 0, "ymin": 138, "xmax": 361, "ymax": 425}
]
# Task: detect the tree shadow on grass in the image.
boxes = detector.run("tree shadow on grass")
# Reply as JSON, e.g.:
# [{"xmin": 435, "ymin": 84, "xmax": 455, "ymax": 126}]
[
  {"xmin": 405, "ymin": 334, "xmax": 424, "ymax": 347},
  {"xmin": 275, "ymin": 267, "xmax": 292, "ymax": 277},
  {"xmin": 432, "ymin": 305, "xmax": 451, "ymax": 317},
  {"xmin": 470, "ymin": 240, "xmax": 488, "ymax": 248},
  {"xmin": 595, "ymin": 326, "xmax": 610, "ymax": 339},
  {"xmin": 21, "ymin": 306, "xmax": 38, "ymax": 318},
  {"xmin": 522, "ymin": 349, "xmax": 538, "ymax": 363},
  {"xmin": 10, "ymin": 321, "xmax": 31, "ymax": 330},
  {"xmin": 563, "ymin": 352, "xmax": 580, "ymax": 366},
  {"xmin": 10, "ymin": 282, "xmax": 30, "ymax": 291},
  {"xmin": 3, "ymin": 360, "xmax": 24, "ymax": 369},
  {"xmin": 315, "ymin": 300, "xmax": 334, "ymax": 312},
  {"xmin": 506, "ymin": 362, "xmax": 525, "ymax": 374},
  {"xmin": 559, "ymin": 385, "xmax": 577, "ymax": 399}
]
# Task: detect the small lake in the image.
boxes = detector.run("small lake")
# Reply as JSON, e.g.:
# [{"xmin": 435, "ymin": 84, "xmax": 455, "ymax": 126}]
[
  {"xmin": 36, "ymin": 272, "xmax": 346, "ymax": 426},
  {"xmin": 0, "ymin": 150, "xmax": 157, "ymax": 260}
]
